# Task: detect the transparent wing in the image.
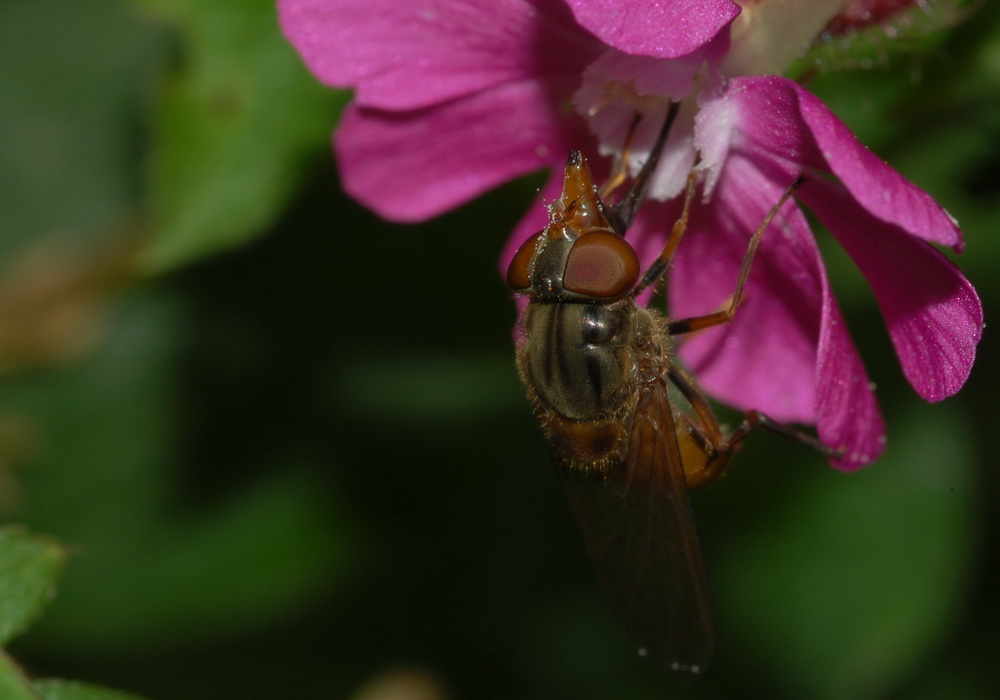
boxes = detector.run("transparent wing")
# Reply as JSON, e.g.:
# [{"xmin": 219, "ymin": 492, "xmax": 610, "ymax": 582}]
[{"xmin": 558, "ymin": 383, "xmax": 714, "ymax": 683}]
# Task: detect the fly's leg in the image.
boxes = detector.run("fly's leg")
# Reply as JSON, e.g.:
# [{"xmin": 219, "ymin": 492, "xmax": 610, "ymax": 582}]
[
  {"xmin": 668, "ymin": 366, "xmax": 843, "ymax": 489},
  {"xmin": 632, "ymin": 170, "xmax": 697, "ymax": 298},
  {"xmin": 666, "ymin": 366, "xmax": 731, "ymax": 489},
  {"xmin": 725, "ymin": 410, "xmax": 843, "ymax": 461},
  {"xmin": 656, "ymin": 174, "xmax": 842, "ymax": 485},
  {"xmin": 666, "ymin": 176, "xmax": 805, "ymax": 335},
  {"xmin": 597, "ymin": 113, "xmax": 641, "ymax": 202},
  {"xmin": 605, "ymin": 102, "xmax": 681, "ymax": 235}
]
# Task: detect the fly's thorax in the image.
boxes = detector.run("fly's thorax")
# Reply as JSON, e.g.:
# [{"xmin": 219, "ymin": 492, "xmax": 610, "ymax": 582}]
[
  {"xmin": 633, "ymin": 306, "xmax": 673, "ymax": 383},
  {"xmin": 519, "ymin": 297, "xmax": 639, "ymax": 422}
]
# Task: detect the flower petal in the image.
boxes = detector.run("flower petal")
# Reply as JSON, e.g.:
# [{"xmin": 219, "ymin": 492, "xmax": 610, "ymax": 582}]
[
  {"xmin": 815, "ymin": 281, "xmax": 887, "ymax": 471},
  {"xmin": 671, "ymin": 157, "xmax": 821, "ymax": 425},
  {"xmin": 696, "ymin": 76, "xmax": 964, "ymax": 251},
  {"xmin": 336, "ymin": 79, "xmax": 588, "ymax": 221},
  {"xmin": 794, "ymin": 84, "xmax": 965, "ymax": 253},
  {"xmin": 279, "ymin": 0, "xmax": 601, "ymax": 110},
  {"xmin": 801, "ymin": 178, "xmax": 984, "ymax": 402},
  {"xmin": 670, "ymin": 155, "xmax": 885, "ymax": 468},
  {"xmin": 573, "ymin": 51, "xmax": 702, "ymax": 201},
  {"xmin": 564, "ymin": 0, "xmax": 739, "ymax": 58},
  {"xmin": 722, "ymin": 0, "xmax": 851, "ymax": 76}
]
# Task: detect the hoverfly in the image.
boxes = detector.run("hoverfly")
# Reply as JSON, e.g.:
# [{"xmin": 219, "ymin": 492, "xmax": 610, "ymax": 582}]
[{"xmin": 506, "ymin": 104, "xmax": 838, "ymax": 683}]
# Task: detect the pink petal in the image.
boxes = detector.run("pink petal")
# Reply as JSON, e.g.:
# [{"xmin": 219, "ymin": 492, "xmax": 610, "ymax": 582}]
[
  {"xmin": 565, "ymin": 0, "xmax": 739, "ymax": 58},
  {"xmin": 697, "ymin": 76, "xmax": 964, "ymax": 251},
  {"xmin": 671, "ymin": 156, "xmax": 821, "ymax": 425},
  {"xmin": 279, "ymin": 0, "xmax": 601, "ymax": 110},
  {"xmin": 815, "ymin": 282, "xmax": 887, "ymax": 471},
  {"xmin": 336, "ymin": 79, "xmax": 589, "ymax": 221},
  {"xmin": 794, "ymin": 84, "xmax": 965, "ymax": 253},
  {"xmin": 671, "ymin": 155, "xmax": 885, "ymax": 468},
  {"xmin": 801, "ymin": 178, "xmax": 983, "ymax": 402}
]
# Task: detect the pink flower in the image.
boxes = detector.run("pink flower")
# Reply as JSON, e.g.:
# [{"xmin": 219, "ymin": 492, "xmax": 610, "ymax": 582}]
[{"xmin": 278, "ymin": 0, "xmax": 982, "ymax": 470}]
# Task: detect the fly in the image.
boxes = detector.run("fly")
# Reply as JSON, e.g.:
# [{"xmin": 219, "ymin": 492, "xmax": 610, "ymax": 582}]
[{"xmin": 506, "ymin": 104, "xmax": 838, "ymax": 683}]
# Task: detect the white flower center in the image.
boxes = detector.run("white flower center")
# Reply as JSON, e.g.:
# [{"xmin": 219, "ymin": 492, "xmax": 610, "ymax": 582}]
[
  {"xmin": 724, "ymin": 0, "xmax": 853, "ymax": 76},
  {"xmin": 572, "ymin": 1, "xmax": 854, "ymax": 202},
  {"xmin": 572, "ymin": 50, "xmax": 703, "ymax": 202}
]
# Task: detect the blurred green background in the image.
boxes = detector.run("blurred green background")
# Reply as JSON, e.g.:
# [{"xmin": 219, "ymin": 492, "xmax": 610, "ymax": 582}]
[{"xmin": 0, "ymin": 0, "xmax": 997, "ymax": 698}]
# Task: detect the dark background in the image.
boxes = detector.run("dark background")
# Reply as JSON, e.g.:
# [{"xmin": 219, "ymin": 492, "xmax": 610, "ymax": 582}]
[{"xmin": 1, "ymin": 0, "xmax": 998, "ymax": 698}]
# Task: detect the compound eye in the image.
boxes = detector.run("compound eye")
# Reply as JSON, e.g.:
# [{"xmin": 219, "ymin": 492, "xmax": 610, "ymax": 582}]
[
  {"xmin": 563, "ymin": 231, "xmax": 639, "ymax": 298},
  {"xmin": 506, "ymin": 233, "xmax": 542, "ymax": 291}
]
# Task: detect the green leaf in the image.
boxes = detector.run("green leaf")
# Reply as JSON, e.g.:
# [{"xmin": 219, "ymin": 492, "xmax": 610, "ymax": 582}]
[
  {"xmin": 0, "ymin": 651, "xmax": 37, "ymax": 700},
  {"xmin": 713, "ymin": 404, "xmax": 976, "ymax": 699},
  {"xmin": 134, "ymin": 0, "xmax": 345, "ymax": 271},
  {"xmin": 0, "ymin": 0, "xmax": 167, "ymax": 259},
  {"xmin": 0, "ymin": 528, "xmax": 65, "ymax": 646},
  {"xmin": 33, "ymin": 679, "xmax": 148, "ymax": 700},
  {"xmin": 6, "ymin": 291, "xmax": 355, "ymax": 651}
]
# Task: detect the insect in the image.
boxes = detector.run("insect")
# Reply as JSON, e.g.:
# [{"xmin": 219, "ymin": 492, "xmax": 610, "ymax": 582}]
[{"xmin": 506, "ymin": 104, "xmax": 838, "ymax": 683}]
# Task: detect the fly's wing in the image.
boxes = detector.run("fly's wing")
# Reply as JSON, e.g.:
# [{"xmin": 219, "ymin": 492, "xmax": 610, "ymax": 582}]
[{"xmin": 558, "ymin": 384, "xmax": 714, "ymax": 684}]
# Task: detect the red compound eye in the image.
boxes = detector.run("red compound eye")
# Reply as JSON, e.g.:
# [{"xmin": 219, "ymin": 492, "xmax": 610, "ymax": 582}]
[
  {"xmin": 506, "ymin": 232, "xmax": 541, "ymax": 291},
  {"xmin": 563, "ymin": 231, "xmax": 639, "ymax": 298}
]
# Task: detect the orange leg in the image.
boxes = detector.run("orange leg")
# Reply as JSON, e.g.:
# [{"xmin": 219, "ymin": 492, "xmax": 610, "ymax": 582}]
[
  {"xmin": 668, "ymin": 365, "xmax": 843, "ymax": 490},
  {"xmin": 666, "ymin": 176, "xmax": 805, "ymax": 335},
  {"xmin": 597, "ymin": 113, "xmax": 641, "ymax": 202}
]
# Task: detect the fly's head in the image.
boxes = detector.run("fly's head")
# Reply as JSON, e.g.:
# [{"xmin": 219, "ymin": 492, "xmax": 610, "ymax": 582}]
[{"xmin": 506, "ymin": 152, "xmax": 640, "ymax": 304}]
